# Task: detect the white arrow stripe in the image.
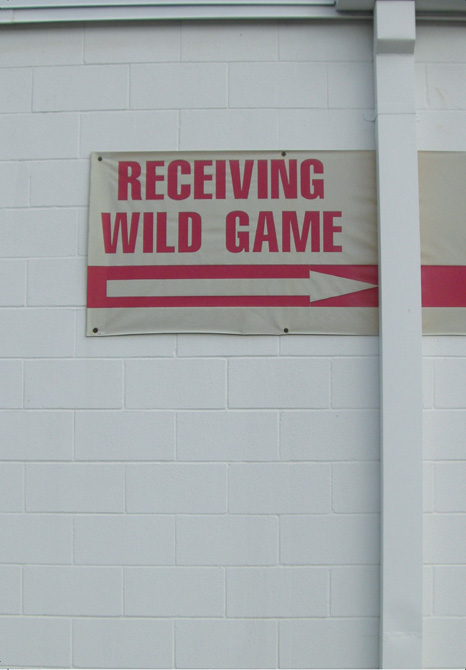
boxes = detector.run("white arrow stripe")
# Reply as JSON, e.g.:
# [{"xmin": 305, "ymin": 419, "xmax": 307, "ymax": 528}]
[
  {"xmin": 107, "ymin": 273, "xmax": 377, "ymax": 302},
  {"xmin": 108, "ymin": 277, "xmax": 311, "ymax": 298}
]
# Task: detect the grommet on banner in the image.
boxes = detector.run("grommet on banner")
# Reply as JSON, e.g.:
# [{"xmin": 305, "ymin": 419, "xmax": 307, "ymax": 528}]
[
  {"xmin": 92, "ymin": 327, "xmax": 98, "ymax": 333},
  {"xmin": 283, "ymin": 328, "xmax": 289, "ymax": 333},
  {"xmin": 98, "ymin": 156, "xmax": 102, "ymax": 162}
]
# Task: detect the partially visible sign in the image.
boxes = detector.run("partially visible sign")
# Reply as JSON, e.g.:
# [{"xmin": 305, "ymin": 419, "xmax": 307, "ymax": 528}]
[
  {"xmin": 420, "ymin": 152, "xmax": 466, "ymax": 335},
  {"xmin": 87, "ymin": 150, "xmax": 379, "ymax": 335}
]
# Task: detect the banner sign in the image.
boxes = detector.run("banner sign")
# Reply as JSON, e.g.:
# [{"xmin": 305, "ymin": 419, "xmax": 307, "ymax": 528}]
[
  {"xmin": 87, "ymin": 150, "xmax": 379, "ymax": 335},
  {"xmin": 419, "ymin": 152, "xmax": 466, "ymax": 335}
]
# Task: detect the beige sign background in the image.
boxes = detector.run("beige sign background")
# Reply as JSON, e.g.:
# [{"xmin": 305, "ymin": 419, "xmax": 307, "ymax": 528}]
[
  {"xmin": 87, "ymin": 150, "xmax": 379, "ymax": 336},
  {"xmin": 419, "ymin": 152, "xmax": 466, "ymax": 335}
]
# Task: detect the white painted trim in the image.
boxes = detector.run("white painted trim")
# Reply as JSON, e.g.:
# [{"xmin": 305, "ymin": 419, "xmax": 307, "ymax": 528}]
[
  {"xmin": 1, "ymin": 0, "xmax": 463, "ymax": 22},
  {"xmin": 0, "ymin": 3, "xmax": 350, "ymax": 22},
  {"xmin": 373, "ymin": 1, "xmax": 423, "ymax": 668},
  {"xmin": 0, "ymin": 0, "xmax": 334, "ymax": 6},
  {"xmin": 337, "ymin": 0, "xmax": 466, "ymax": 11}
]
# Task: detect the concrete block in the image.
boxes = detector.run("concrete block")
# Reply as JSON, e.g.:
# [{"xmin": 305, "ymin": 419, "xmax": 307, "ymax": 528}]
[
  {"xmin": 0, "ymin": 566, "xmax": 21, "ymax": 614},
  {"xmin": 177, "ymin": 333, "xmax": 279, "ymax": 357},
  {"xmin": 179, "ymin": 110, "xmax": 278, "ymax": 150},
  {"xmin": 177, "ymin": 515, "xmax": 278, "ymax": 565},
  {"xmin": 417, "ymin": 111, "xmax": 466, "ymax": 152},
  {"xmin": 182, "ymin": 22, "xmax": 278, "ymax": 61},
  {"xmin": 27, "ymin": 258, "xmax": 86, "ymax": 306},
  {"xmin": 415, "ymin": 63, "xmax": 427, "ymax": 109},
  {"xmin": 280, "ymin": 409, "xmax": 379, "ymax": 461},
  {"xmin": 280, "ymin": 514, "xmax": 379, "ymax": 565},
  {"xmin": 29, "ymin": 159, "xmax": 89, "ymax": 206},
  {"xmin": 75, "ymin": 410, "xmax": 175, "ymax": 461},
  {"xmin": 84, "ymin": 23, "xmax": 181, "ymax": 63},
  {"xmin": 124, "ymin": 567, "xmax": 225, "ymax": 617},
  {"xmin": 329, "ymin": 62, "xmax": 374, "ymax": 109},
  {"xmin": 0, "ymin": 208, "xmax": 77, "ymax": 258},
  {"xmin": 229, "ymin": 62, "xmax": 327, "ymax": 109},
  {"xmin": 424, "ymin": 566, "xmax": 434, "ymax": 616},
  {"xmin": 331, "ymin": 357, "xmax": 379, "ymax": 409},
  {"xmin": 0, "ymin": 410, "xmax": 73, "ymax": 460},
  {"xmin": 0, "ymin": 618, "xmax": 71, "ymax": 668},
  {"xmin": 435, "ymin": 359, "xmax": 466, "ymax": 408},
  {"xmin": 0, "ymin": 67, "xmax": 32, "ymax": 112},
  {"xmin": 279, "ymin": 22, "xmax": 372, "ymax": 62},
  {"xmin": 33, "ymin": 65, "xmax": 129, "ymax": 112},
  {"xmin": 74, "ymin": 515, "xmax": 175, "ymax": 565},
  {"xmin": 424, "ymin": 410, "xmax": 466, "ymax": 460},
  {"xmin": 435, "ymin": 566, "xmax": 466, "ymax": 616},
  {"xmin": 0, "ymin": 463, "xmax": 24, "ymax": 511},
  {"xmin": 332, "ymin": 461, "xmax": 380, "ymax": 513},
  {"xmin": 280, "ymin": 334, "xmax": 378, "ymax": 357},
  {"xmin": 0, "ymin": 25, "xmax": 83, "ymax": 66},
  {"xmin": 0, "ymin": 162, "xmax": 29, "ymax": 207},
  {"xmin": 423, "ymin": 358, "xmax": 434, "ymax": 408},
  {"xmin": 80, "ymin": 110, "xmax": 178, "ymax": 156},
  {"xmin": 330, "ymin": 566, "xmax": 379, "ymax": 616},
  {"xmin": 228, "ymin": 463, "xmax": 331, "ymax": 513},
  {"xmin": 278, "ymin": 109, "xmax": 375, "ymax": 150},
  {"xmin": 125, "ymin": 359, "xmax": 226, "ymax": 409},
  {"xmin": 24, "ymin": 566, "xmax": 122, "ymax": 615},
  {"xmin": 73, "ymin": 619, "xmax": 173, "ymax": 669},
  {"xmin": 423, "ymin": 337, "xmax": 466, "ymax": 357},
  {"xmin": 423, "ymin": 617, "xmax": 466, "ymax": 669},
  {"xmin": 0, "ymin": 514, "xmax": 72, "ymax": 564},
  {"xmin": 435, "ymin": 463, "xmax": 466, "ymax": 512},
  {"xmin": 78, "ymin": 207, "xmax": 88, "ymax": 255},
  {"xmin": 131, "ymin": 63, "xmax": 227, "ymax": 109},
  {"xmin": 416, "ymin": 24, "xmax": 466, "ymax": 63},
  {"xmin": 127, "ymin": 463, "xmax": 226, "ymax": 513},
  {"xmin": 0, "ymin": 360, "xmax": 23, "ymax": 409},
  {"xmin": 279, "ymin": 618, "xmax": 378, "ymax": 669},
  {"xmin": 0, "ymin": 113, "xmax": 79, "ymax": 160},
  {"xmin": 0, "ymin": 260, "xmax": 26, "ymax": 306},
  {"xmin": 228, "ymin": 358, "xmax": 329, "ymax": 408},
  {"xmin": 25, "ymin": 464, "xmax": 125, "ymax": 513},
  {"xmin": 424, "ymin": 514, "xmax": 466, "ymax": 564},
  {"xmin": 424, "ymin": 462, "xmax": 434, "ymax": 513},
  {"xmin": 176, "ymin": 410, "xmax": 279, "ymax": 461},
  {"xmin": 175, "ymin": 619, "xmax": 277, "ymax": 669},
  {"xmin": 227, "ymin": 567, "xmax": 328, "ymax": 617},
  {"xmin": 25, "ymin": 360, "xmax": 123, "ymax": 409}
]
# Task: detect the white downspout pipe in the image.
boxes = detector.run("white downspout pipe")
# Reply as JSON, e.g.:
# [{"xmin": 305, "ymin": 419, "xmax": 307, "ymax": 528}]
[{"xmin": 374, "ymin": 1, "xmax": 423, "ymax": 667}]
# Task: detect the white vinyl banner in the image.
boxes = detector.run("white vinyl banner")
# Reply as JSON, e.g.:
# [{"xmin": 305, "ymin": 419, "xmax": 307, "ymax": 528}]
[
  {"xmin": 87, "ymin": 150, "xmax": 380, "ymax": 335},
  {"xmin": 419, "ymin": 152, "xmax": 466, "ymax": 335}
]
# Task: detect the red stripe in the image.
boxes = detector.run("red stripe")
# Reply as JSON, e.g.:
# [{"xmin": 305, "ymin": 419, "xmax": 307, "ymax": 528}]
[
  {"xmin": 422, "ymin": 266, "xmax": 466, "ymax": 307},
  {"xmin": 310, "ymin": 264, "xmax": 378, "ymax": 284},
  {"xmin": 92, "ymin": 295, "xmax": 310, "ymax": 308},
  {"xmin": 88, "ymin": 264, "xmax": 466, "ymax": 310},
  {"xmin": 91, "ymin": 264, "xmax": 310, "ymax": 280}
]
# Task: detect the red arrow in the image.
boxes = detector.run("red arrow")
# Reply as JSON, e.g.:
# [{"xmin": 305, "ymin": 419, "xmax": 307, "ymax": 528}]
[
  {"xmin": 87, "ymin": 264, "xmax": 466, "ymax": 309},
  {"xmin": 87, "ymin": 264, "xmax": 378, "ymax": 309}
]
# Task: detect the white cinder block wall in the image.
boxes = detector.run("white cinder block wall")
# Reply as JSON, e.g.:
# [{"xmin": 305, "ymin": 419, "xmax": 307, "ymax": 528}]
[
  {"xmin": 4, "ymin": 14, "xmax": 465, "ymax": 669},
  {"xmin": 0, "ymin": 19, "xmax": 379, "ymax": 669},
  {"xmin": 416, "ymin": 24, "xmax": 466, "ymax": 669}
]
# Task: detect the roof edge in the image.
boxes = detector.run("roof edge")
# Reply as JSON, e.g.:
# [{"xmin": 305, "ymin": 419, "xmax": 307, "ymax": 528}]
[{"xmin": 336, "ymin": 0, "xmax": 466, "ymax": 13}]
